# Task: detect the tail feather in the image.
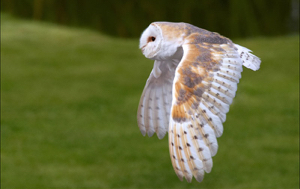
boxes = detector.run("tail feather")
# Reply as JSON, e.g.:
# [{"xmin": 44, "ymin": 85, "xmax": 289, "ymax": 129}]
[{"xmin": 234, "ymin": 44, "xmax": 261, "ymax": 71}]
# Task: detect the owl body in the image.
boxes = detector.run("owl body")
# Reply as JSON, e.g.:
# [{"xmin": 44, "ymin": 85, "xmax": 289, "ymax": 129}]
[{"xmin": 138, "ymin": 22, "xmax": 261, "ymax": 183}]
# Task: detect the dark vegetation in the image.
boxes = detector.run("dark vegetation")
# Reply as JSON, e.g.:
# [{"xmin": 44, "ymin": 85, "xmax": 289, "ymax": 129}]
[{"xmin": 1, "ymin": 0, "xmax": 299, "ymax": 38}]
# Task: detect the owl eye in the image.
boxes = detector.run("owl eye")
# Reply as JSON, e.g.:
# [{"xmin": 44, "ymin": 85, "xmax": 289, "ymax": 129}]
[{"xmin": 148, "ymin": 36, "xmax": 156, "ymax": 43}]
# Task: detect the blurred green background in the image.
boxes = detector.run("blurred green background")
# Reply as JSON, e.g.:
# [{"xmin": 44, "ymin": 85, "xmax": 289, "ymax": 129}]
[
  {"xmin": 1, "ymin": 0, "xmax": 299, "ymax": 38},
  {"xmin": 1, "ymin": 0, "xmax": 299, "ymax": 188}
]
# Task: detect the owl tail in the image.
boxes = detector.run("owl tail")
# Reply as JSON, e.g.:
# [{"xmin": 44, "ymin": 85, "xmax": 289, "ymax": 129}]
[{"xmin": 234, "ymin": 44, "xmax": 261, "ymax": 71}]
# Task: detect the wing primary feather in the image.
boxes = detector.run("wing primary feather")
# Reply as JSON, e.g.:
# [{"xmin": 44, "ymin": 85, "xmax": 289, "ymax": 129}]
[
  {"xmin": 234, "ymin": 44, "xmax": 261, "ymax": 71},
  {"xmin": 182, "ymin": 122, "xmax": 207, "ymax": 182},
  {"xmin": 201, "ymin": 98, "xmax": 226, "ymax": 122},
  {"xmin": 137, "ymin": 94, "xmax": 146, "ymax": 136},
  {"xmin": 199, "ymin": 102, "xmax": 223, "ymax": 138},
  {"xmin": 211, "ymin": 83, "xmax": 235, "ymax": 98},
  {"xmin": 192, "ymin": 120, "xmax": 213, "ymax": 173},
  {"xmin": 216, "ymin": 72, "xmax": 239, "ymax": 83},
  {"xmin": 139, "ymin": 88, "xmax": 151, "ymax": 136},
  {"xmin": 162, "ymin": 83, "xmax": 172, "ymax": 130},
  {"xmin": 222, "ymin": 58, "xmax": 241, "ymax": 66},
  {"xmin": 213, "ymin": 77, "xmax": 237, "ymax": 92},
  {"xmin": 152, "ymin": 89, "xmax": 159, "ymax": 136},
  {"xmin": 187, "ymin": 121, "xmax": 206, "ymax": 181},
  {"xmin": 173, "ymin": 123, "xmax": 189, "ymax": 180},
  {"xmin": 169, "ymin": 124, "xmax": 184, "ymax": 181},
  {"xmin": 221, "ymin": 62, "xmax": 243, "ymax": 72},
  {"xmin": 179, "ymin": 126, "xmax": 193, "ymax": 182},
  {"xmin": 156, "ymin": 87, "xmax": 167, "ymax": 139},
  {"xmin": 202, "ymin": 92, "xmax": 230, "ymax": 114},
  {"xmin": 219, "ymin": 67, "xmax": 241, "ymax": 79},
  {"xmin": 208, "ymin": 87, "xmax": 233, "ymax": 105},
  {"xmin": 146, "ymin": 87, "xmax": 155, "ymax": 137}
]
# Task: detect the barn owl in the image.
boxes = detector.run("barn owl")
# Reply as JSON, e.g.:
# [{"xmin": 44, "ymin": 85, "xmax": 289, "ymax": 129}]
[{"xmin": 137, "ymin": 22, "xmax": 261, "ymax": 183}]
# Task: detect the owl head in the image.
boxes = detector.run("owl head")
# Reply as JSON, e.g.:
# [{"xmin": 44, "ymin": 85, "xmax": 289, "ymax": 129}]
[{"xmin": 139, "ymin": 22, "xmax": 184, "ymax": 61}]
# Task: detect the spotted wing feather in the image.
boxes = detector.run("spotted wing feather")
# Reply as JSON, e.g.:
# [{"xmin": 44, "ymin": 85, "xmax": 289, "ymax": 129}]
[
  {"xmin": 169, "ymin": 34, "xmax": 244, "ymax": 182},
  {"xmin": 235, "ymin": 44, "xmax": 261, "ymax": 71},
  {"xmin": 138, "ymin": 60, "xmax": 178, "ymax": 139}
]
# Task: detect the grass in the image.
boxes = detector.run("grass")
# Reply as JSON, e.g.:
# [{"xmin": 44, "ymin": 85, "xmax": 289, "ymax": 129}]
[{"xmin": 1, "ymin": 13, "xmax": 299, "ymax": 188}]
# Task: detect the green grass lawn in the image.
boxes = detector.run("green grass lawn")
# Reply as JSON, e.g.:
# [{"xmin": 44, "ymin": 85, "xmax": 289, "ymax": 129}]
[{"xmin": 1, "ymin": 13, "xmax": 299, "ymax": 188}]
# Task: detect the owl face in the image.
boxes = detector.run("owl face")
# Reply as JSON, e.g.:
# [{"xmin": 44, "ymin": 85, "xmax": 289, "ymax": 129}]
[
  {"xmin": 139, "ymin": 22, "xmax": 183, "ymax": 61},
  {"xmin": 139, "ymin": 24, "xmax": 162, "ymax": 59}
]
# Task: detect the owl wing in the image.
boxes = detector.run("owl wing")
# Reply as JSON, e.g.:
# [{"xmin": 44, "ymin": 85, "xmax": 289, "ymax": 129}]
[
  {"xmin": 168, "ymin": 36, "xmax": 254, "ymax": 182},
  {"xmin": 137, "ymin": 60, "xmax": 179, "ymax": 139}
]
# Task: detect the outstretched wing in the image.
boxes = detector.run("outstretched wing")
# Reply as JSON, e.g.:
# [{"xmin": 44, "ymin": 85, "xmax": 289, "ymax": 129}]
[
  {"xmin": 137, "ymin": 60, "xmax": 179, "ymax": 139},
  {"xmin": 168, "ymin": 35, "xmax": 246, "ymax": 182}
]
